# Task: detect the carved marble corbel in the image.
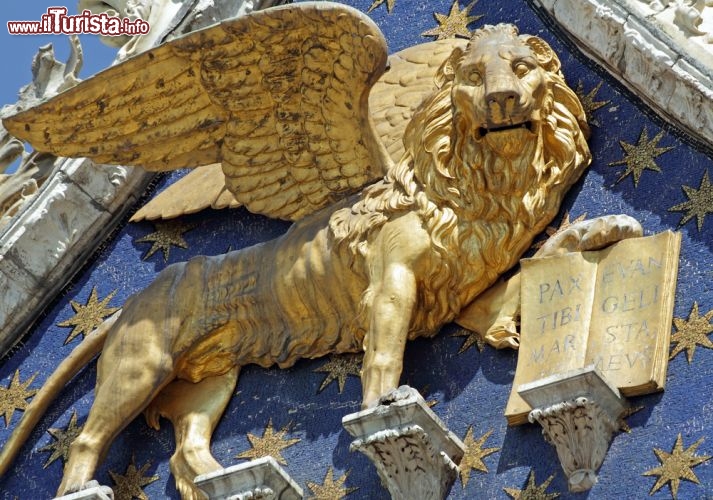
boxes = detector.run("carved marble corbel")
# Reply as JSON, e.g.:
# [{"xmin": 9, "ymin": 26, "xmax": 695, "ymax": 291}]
[
  {"xmin": 518, "ymin": 367, "xmax": 626, "ymax": 492},
  {"xmin": 342, "ymin": 386, "xmax": 465, "ymax": 500},
  {"xmin": 53, "ymin": 480, "xmax": 114, "ymax": 500},
  {"xmin": 194, "ymin": 456, "xmax": 303, "ymax": 500}
]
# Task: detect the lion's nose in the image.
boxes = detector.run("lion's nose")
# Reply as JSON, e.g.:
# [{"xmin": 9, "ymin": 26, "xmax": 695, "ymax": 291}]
[{"xmin": 485, "ymin": 89, "xmax": 520, "ymax": 125}]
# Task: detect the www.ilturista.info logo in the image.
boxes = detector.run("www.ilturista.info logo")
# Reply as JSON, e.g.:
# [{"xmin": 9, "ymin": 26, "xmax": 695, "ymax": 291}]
[{"xmin": 7, "ymin": 7, "xmax": 150, "ymax": 36}]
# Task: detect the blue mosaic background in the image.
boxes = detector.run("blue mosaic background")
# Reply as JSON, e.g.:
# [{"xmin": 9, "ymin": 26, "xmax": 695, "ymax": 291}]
[{"xmin": 1, "ymin": 0, "xmax": 712, "ymax": 498}]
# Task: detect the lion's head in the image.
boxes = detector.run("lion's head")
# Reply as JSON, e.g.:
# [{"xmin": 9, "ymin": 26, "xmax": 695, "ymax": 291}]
[
  {"xmin": 403, "ymin": 24, "xmax": 590, "ymax": 214},
  {"xmin": 331, "ymin": 24, "xmax": 591, "ymax": 333}
]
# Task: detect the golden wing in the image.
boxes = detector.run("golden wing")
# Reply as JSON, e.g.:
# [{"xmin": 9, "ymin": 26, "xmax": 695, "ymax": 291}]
[
  {"xmin": 130, "ymin": 163, "xmax": 241, "ymax": 222},
  {"xmin": 131, "ymin": 38, "xmax": 467, "ymax": 222},
  {"xmin": 370, "ymin": 38, "xmax": 467, "ymax": 165},
  {"xmin": 3, "ymin": 3, "xmax": 390, "ymax": 221}
]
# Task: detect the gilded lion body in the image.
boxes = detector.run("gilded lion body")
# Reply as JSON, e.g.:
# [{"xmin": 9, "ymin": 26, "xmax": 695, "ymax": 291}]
[
  {"xmin": 0, "ymin": 23, "xmax": 593, "ymax": 500},
  {"xmin": 138, "ymin": 204, "xmax": 367, "ymax": 383},
  {"xmin": 140, "ymin": 23, "xmax": 592, "ymax": 382}
]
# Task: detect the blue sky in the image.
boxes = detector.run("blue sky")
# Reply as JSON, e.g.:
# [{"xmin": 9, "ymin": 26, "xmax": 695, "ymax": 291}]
[{"xmin": 1, "ymin": 4, "xmax": 118, "ymax": 110}]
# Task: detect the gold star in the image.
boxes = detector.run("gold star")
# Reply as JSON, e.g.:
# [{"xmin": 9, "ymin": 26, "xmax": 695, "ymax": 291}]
[
  {"xmin": 136, "ymin": 221, "xmax": 196, "ymax": 262},
  {"xmin": 459, "ymin": 428, "xmax": 499, "ymax": 487},
  {"xmin": 452, "ymin": 327, "xmax": 485, "ymax": 354},
  {"xmin": 422, "ymin": 0, "xmax": 484, "ymax": 40},
  {"xmin": 504, "ymin": 470, "xmax": 560, "ymax": 499},
  {"xmin": 314, "ymin": 354, "xmax": 361, "ymax": 394},
  {"xmin": 669, "ymin": 302, "xmax": 713, "ymax": 363},
  {"xmin": 608, "ymin": 128, "xmax": 674, "ymax": 187},
  {"xmin": 367, "ymin": 0, "xmax": 396, "ymax": 14},
  {"xmin": 236, "ymin": 419, "xmax": 301, "ymax": 465},
  {"xmin": 0, "ymin": 370, "xmax": 38, "ymax": 427},
  {"xmin": 109, "ymin": 457, "xmax": 159, "ymax": 500},
  {"xmin": 669, "ymin": 170, "xmax": 713, "ymax": 232},
  {"xmin": 38, "ymin": 410, "xmax": 83, "ymax": 468},
  {"xmin": 306, "ymin": 467, "xmax": 358, "ymax": 499},
  {"xmin": 419, "ymin": 384, "xmax": 439, "ymax": 408},
  {"xmin": 618, "ymin": 405, "xmax": 645, "ymax": 433},
  {"xmin": 57, "ymin": 286, "xmax": 120, "ymax": 344},
  {"xmin": 575, "ymin": 81, "xmax": 610, "ymax": 127},
  {"xmin": 643, "ymin": 433, "xmax": 711, "ymax": 499},
  {"xmin": 532, "ymin": 210, "xmax": 587, "ymax": 249}
]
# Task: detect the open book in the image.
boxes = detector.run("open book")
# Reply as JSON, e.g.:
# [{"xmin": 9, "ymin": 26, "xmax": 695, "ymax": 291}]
[{"xmin": 505, "ymin": 231, "xmax": 681, "ymax": 425}]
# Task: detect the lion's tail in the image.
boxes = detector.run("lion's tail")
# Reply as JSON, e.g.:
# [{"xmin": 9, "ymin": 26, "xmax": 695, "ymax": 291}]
[{"xmin": 0, "ymin": 310, "xmax": 120, "ymax": 478}]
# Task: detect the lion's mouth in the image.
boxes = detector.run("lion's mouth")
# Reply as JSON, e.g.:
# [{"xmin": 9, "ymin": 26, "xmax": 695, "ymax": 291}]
[{"xmin": 478, "ymin": 121, "xmax": 534, "ymax": 137}]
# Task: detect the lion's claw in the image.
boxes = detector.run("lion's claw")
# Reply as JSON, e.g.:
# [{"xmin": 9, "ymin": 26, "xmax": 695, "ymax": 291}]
[
  {"xmin": 538, "ymin": 214, "xmax": 642, "ymax": 257},
  {"xmin": 579, "ymin": 214, "xmax": 642, "ymax": 250}
]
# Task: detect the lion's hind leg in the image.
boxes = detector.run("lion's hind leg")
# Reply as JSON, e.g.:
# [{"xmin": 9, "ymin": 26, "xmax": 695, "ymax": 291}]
[
  {"xmin": 144, "ymin": 367, "xmax": 239, "ymax": 500},
  {"xmin": 57, "ymin": 317, "xmax": 178, "ymax": 495}
]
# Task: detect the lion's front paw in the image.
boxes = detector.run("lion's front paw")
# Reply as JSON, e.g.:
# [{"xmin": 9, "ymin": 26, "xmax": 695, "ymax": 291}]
[
  {"xmin": 538, "ymin": 214, "xmax": 642, "ymax": 257},
  {"xmin": 484, "ymin": 317, "xmax": 520, "ymax": 350},
  {"xmin": 578, "ymin": 214, "xmax": 643, "ymax": 250},
  {"xmin": 377, "ymin": 386, "xmax": 422, "ymax": 406}
]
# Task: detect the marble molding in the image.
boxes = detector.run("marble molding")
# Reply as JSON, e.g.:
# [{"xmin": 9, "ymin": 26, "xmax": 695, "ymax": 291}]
[
  {"xmin": 531, "ymin": 0, "xmax": 713, "ymax": 146},
  {"xmin": 53, "ymin": 480, "xmax": 114, "ymax": 500},
  {"xmin": 194, "ymin": 457, "xmax": 303, "ymax": 500},
  {"xmin": 342, "ymin": 386, "xmax": 466, "ymax": 500},
  {"xmin": 0, "ymin": 158, "xmax": 152, "ymax": 353},
  {"xmin": 519, "ymin": 367, "xmax": 626, "ymax": 492}
]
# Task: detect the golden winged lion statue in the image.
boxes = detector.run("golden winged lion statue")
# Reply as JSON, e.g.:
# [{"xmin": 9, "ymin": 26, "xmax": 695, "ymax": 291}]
[{"xmin": 0, "ymin": 2, "xmax": 642, "ymax": 498}]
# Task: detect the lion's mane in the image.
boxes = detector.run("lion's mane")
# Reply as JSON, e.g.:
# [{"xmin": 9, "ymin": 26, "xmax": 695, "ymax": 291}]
[{"xmin": 330, "ymin": 26, "xmax": 591, "ymax": 336}]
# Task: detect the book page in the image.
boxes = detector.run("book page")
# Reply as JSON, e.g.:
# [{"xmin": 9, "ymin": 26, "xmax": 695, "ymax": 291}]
[
  {"xmin": 505, "ymin": 231, "xmax": 681, "ymax": 424},
  {"xmin": 505, "ymin": 251, "xmax": 598, "ymax": 424},
  {"xmin": 585, "ymin": 231, "xmax": 681, "ymax": 395}
]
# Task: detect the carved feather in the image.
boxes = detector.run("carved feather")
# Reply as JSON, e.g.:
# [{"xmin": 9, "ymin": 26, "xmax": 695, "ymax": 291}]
[
  {"xmin": 3, "ymin": 3, "xmax": 390, "ymax": 221},
  {"xmin": 130, "ymin": 163, "xmax": 240, "ymax": 222},
  {"xmin": 131, "ymin": 38, "xmax": 467, "ymax": 221}
]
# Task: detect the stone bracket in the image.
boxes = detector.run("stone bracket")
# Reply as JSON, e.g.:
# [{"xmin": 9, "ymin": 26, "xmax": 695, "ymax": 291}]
[
  {"xmin": 342, "ymin": 386, "xmax": 465, "ymax": 500},
  {"xmin": 53, "ymin": 480, "xmax": 114, "ymax": 500},
  {"xmin": 194, "ymin": 456, "xmax": 303, "ymax": 500},
  {"xmin": 518, "ymin": 367, "xmax": 626, "ymax": 492}
]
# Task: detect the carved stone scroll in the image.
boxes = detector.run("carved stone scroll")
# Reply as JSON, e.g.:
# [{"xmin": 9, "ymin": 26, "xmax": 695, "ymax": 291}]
[
  {"xmin": 519, "ymin": 367, "xmax": 626, "ymax": 492},
  {"xmin": 530, "ymin": 0, "xmax": 713, "ymax": 148},
  {"xmin": 194, "ymin": 456, "xmax": 303, "ymax": 500},
  {"xmin": 342, "ymin": 386, "xmax": 465, "ymax": 500}
]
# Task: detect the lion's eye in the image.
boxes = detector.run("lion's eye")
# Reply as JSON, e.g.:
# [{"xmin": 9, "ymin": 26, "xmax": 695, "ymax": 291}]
[
  {"xmin": 468, "ymin": 71, "xmax": 483, "ymax": 86},
  {"xmin": 513, "ymin": 62, "xmax": 530, "ymax": 78}
]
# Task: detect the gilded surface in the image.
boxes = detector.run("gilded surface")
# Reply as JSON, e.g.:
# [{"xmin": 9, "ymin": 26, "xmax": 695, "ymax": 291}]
[
  {"xmin": 669, "ymin": 169, "xmax": 713, "ymax": 231},
  {"xmin": 458, "ymin": 427, "xmax": 499, "ymax": 487},
  {"xmin": 0, "ymin": 371, "xmax": 37, "ymax": 428},
  {"xmin": 642, "ymin": 433, "xmax": 712, "ymax": 499},
  {"xmin": 305, "ymin": 467, "xmax": 359, "ymax": 499},
  {"xmin": 503, "ymin": 470, "xmax": 559, "ymax": 500},
  {"xmin": 38, "ymin": 410, "xmax": 83, "ymax": 469},
  {"xmin": 0, "ymin": 3, "xmax": 631, "ymax": 498},
  {"xmin": 57, "ymin": 287, "xmax": 120, "ymax": 345},
  {"xmin": 668, "ymin": 301, "xmax": 713, "ymax": 363}
]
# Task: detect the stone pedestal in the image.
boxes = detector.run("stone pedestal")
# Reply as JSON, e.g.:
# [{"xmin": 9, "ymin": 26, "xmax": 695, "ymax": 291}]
[
  {"xmin": 194, "ymin": 456, "xmax": 303, "ymax": 500},
  {"xmin": 53, "ymin": 481, "xmax": 113, "ymax": 500},
  {"xmin": 518, "ymin": 367, "xmax": 626, "ymax": 492},
  {"xmin": 342, "ymin": 386, "xmax": 465, "ymax": 500}
]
